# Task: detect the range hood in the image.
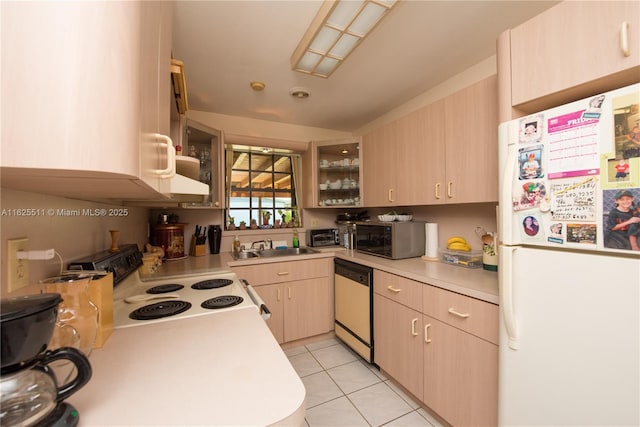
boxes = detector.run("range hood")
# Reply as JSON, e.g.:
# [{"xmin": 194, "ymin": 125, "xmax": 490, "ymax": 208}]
[{"xmin": 159, "ymin": 173, "xmax": 209, "ymax": 203}]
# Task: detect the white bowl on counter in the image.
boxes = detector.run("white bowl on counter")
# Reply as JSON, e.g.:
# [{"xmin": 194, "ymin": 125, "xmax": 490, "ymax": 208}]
[
  {"xmin": 396, "ymin": 215, "xmax": 413, "ymax": 222},
  {"xmin": 378, "ymin": 214, "xmax": 396, "ymax": 222}
]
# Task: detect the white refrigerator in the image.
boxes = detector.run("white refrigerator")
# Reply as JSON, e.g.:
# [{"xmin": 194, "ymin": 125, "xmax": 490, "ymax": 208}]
[{"xmin": 498, "ymin": 83, "xmax": 640, "ymax": 426}]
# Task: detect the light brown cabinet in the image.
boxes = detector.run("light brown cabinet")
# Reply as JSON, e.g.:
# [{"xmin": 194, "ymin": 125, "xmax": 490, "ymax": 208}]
[
  {"xmin": 231, "ymin": 258, "xmax": 333, "ymax": 344},
  {"xmin": 302, "ymin": 137, "xmax": 362, "ymax": 208},
  {"xmin": 499, "ymin": 1, "xmax": 640, "ymax": 119},
  {"xmin": 0, "ymin": 1, "xmax": 175, "ymax": 201},
  {"xmin": 422, "ymin": 284, "xmax": 498, "ymax": 427},
  {"xmin": 373, "ymin": 270, "xmax": 424, "ymax": 400},
  {"xmin": 362, "ymin": 76, "xmax": 497, "ymax": 206},
  {"xmin": 373, "ymin": 269, "xmax": 498, "ymax": 426}
]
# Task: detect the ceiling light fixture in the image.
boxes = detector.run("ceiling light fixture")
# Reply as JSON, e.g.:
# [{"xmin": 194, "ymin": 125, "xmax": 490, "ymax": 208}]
[
  {"xmin": 289, "ymin": 87, "xmax": 311, "ymax": 99},
  {"xmin": 291, "ymin": 0, "xmax": 397, "ymax": 78},
  {"xmin": 250, "ymin": 81, "xmax": 266, "ymax": 91}
]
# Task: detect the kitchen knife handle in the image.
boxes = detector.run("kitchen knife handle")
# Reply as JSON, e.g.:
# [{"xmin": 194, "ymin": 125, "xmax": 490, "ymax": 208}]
[
  {"xmin": 621, "ymin": 21, "xmax": 630, "ymax": 57},
  {"xmin": 387, "ymin": 285, "xmax": 401, "ymax": 293},
  {"xmin": 424, "ymin": 324, "xmax": 432, "ymax": 343},
  {"xmin": 411, "ymin": 318, "xmax": 418, "ymax": 336}
]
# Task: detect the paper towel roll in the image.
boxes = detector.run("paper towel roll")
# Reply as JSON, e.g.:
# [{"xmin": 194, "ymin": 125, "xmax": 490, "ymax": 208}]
[{"xmin": 424, "ymin": 223, "xmax": 439, "ymax": 259}]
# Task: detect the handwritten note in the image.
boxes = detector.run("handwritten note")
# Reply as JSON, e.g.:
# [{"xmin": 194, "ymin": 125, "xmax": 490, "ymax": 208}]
[{"xmin": 550, "ymin": 178, "xmax": 597, "ymax": 221}]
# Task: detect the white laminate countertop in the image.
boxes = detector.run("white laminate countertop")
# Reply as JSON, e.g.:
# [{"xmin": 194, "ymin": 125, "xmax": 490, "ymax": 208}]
[
  {"xmin": 332, "ymin": 249, "xmax": 499, "ymax": 304},
  {"xmin": 69, "ymin": 308, "xmax": 306, "ymax": 426},
  {"xmin": 143, "ymin": 248, "xmax": 499, "ymax": 304}
]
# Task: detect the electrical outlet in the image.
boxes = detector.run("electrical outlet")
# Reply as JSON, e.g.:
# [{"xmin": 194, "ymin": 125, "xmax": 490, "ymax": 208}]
[
  {"xmin": 8, "ymin": 238, "xmax": 29, "ymax": 292},
  {"xmin": 311, "ymin": 218, "xmax": 320, "ymax": 226}
]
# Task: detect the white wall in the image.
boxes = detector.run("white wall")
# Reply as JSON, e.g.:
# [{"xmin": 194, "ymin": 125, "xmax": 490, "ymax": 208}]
[{"xmin": 0, "ymin": 188, "xmax": 150, "ymax": 296}]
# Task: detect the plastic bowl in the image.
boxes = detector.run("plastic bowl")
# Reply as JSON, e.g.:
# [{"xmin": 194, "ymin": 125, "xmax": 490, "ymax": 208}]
[
  {"xmin": 378, "ymin": 214, "xmax": 396, "ymax": 222},
  {"xmin": 396, "ymin": 215, "xmax": 413, "ymax": 222}
]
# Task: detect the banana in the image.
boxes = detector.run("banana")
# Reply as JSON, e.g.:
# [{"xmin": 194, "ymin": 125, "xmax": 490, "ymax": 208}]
[
  {"xmin": 447, "ymin": 242, "xmax": 472, "ymax": 252},
  {"xmin": 446, "ymin": 236, "xmax": 468, "ymax": 246}
]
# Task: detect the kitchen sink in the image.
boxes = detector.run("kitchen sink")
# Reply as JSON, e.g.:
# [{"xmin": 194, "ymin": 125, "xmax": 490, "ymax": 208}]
[
  {"xmin": 232, "ymin": 251, "xmax": 260, "ymax": 259},
  {"xmin": 258, "ymin": 248, "xmax": 318, "ymax": 257},
  {"xmin": 231, "ymin": 247, "xmax": 318, "ymax": 260}
]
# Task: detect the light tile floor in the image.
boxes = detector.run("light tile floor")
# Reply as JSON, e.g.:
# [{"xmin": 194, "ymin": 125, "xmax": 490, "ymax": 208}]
[{"xmin": 284, "ymin": 338, "xmax": 445, "ymax": 427}]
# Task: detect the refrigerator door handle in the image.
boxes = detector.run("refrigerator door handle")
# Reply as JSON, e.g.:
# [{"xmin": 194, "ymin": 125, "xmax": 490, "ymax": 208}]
[
  {"xmin": 500, "ymin": 245, "xmax": 519, "ymax": 349},
  {"xmin": 498, "ymin": 122, "xmax": 518, "ymax": 245}
]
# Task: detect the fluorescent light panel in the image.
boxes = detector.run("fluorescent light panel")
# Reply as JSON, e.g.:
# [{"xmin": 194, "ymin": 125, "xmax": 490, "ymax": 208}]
[{"xmin": 291, "ymin": 0, "xmax": 397, "ymax": 78}]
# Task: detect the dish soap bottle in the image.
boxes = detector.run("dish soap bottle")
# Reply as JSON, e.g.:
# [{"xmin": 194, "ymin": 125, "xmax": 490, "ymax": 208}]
[
  {"xmin": 233, "ymin": 235, "xmax": 241, "ymax": 254},
  {"xmin": 292, "ymin": 229, "xmax": 300, "ymax": 248}
]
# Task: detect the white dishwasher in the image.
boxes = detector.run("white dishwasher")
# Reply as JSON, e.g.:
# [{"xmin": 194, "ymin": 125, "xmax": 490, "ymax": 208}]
[{"xmin": 334, "ymin": 258, "xmax": 374, "ymax": 363}]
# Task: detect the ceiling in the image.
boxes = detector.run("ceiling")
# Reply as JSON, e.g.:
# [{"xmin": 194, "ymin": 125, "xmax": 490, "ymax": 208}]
[{"xmin": 172, "ymin": 1, "xmax": 558, "ymax": 133}]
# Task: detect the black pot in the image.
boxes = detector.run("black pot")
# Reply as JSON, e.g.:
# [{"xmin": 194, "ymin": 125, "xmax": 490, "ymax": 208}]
[{"xmin": 0, "ymin": 293, "xmax": 62, "ymax": 374}]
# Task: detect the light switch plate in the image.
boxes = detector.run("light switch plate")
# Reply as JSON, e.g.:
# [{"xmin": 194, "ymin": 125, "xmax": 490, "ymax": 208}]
[{"xmin": 7, "ymin": 238, "xmax": 29, "ymax": 292}]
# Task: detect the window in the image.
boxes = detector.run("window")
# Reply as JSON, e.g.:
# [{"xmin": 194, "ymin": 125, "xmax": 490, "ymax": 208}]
[{"xmin": 225, "ymin": 147, "xmax": 300, "ymax": 230}]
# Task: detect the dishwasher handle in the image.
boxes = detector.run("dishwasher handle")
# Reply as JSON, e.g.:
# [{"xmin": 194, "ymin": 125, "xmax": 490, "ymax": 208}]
[{"xmin": 241, "ymin": 279, "xmax": 272, "ymax": 321}]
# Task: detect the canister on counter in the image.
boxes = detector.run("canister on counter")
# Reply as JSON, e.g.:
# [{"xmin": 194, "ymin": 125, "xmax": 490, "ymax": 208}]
[{"xmin": 152, "ymin": 224, "xmax": 186, "ymax": 259}]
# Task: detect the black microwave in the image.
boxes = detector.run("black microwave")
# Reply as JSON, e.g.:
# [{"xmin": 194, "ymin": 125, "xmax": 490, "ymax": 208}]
[
  {"xmin": 355, "ymin": 221, "xmax": 425, "ymax": 259},
  {"xmin": 307, "ymin": 228, "xmax": 339, "ymax": 247}
]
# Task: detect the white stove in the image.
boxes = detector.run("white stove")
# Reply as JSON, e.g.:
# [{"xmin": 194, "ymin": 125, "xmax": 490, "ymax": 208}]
[{"xmin": 113, "ymin": 270, "xmax": 266, "ymax": 328}]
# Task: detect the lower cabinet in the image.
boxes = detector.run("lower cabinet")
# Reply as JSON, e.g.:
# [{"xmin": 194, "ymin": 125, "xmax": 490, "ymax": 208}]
[
  {"xmin": 373, "ymin": 269, "xmax": 498, "ymax": 426},
  {"xmin": 422, "ymin": 316, "xmax": 498, "ymax": 427},
  {"xmin": 374, "ymin": 294, "xmax": 424, "ymax": 401},
  {"xmin": 232, "ymin": 258, "xmax": 333, "ymax": 344}
]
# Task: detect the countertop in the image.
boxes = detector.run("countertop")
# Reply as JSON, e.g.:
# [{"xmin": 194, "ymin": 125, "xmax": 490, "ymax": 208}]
[
  {"xmin": 144, "ymin": 248, "xmax": 499, "ymax": 304},
  {"xmin": 69, "ymin": 308, "xmax": 306, "ymax": 426}
]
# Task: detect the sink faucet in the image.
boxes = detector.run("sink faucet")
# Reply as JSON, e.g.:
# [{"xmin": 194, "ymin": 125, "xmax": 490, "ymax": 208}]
[{"xmin": 251, "ymin": 240, "xmax": 272, "ymax": 250}]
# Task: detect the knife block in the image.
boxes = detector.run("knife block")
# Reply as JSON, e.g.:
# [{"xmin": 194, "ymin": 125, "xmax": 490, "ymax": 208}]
[{"xmin": 189, "ymin": 235, "xmax": 206, "ymax": 257}]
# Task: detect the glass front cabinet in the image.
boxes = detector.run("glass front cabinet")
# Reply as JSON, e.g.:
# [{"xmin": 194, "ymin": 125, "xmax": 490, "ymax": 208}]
[
  {"xmin": 303, "ymin": 137, "xmax": 362, "ymax": 208},
  {"xmin": 178, "ymin": 120, "xmax": 224, "ymax": 208}
]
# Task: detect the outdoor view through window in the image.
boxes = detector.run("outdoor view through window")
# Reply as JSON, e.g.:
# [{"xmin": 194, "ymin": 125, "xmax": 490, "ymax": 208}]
[{"xmin": 226, "ymin": 148, "xmax": 298, "ymax": 230}]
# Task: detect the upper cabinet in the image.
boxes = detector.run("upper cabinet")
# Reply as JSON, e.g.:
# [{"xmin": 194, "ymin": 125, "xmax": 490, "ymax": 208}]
[
  {"xmin": 501, "ymin": 1, "xmax": 640, "ymax": 118},
  {"xmin": 1, "ymin": 1, "xmax": 142, "ymax": 177},
  {"xmin": 0, "ymin": 1, "xmax": 201, "ymax": 202},
  {"xmin": 443, "ymin": 76, "xmax": 498, "ymax": 204},
  {"xmin": 303, "ymin": 137, "xmax": 362, "ymax": 208},
  {"xmin": 362, "ymin": 75, "xmax": 497, "ymax": 207},
  {"xmin": 178, "ymin": 120, "xmax": 225, "ymax": 209}
]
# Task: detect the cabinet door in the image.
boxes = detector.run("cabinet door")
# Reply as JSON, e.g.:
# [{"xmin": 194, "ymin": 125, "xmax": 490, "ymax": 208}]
[
  {"xmin": 139, "ymin": 0, "xmax": 173, "ymax": 192},
  {"xmin": 511, "ymin": 1, "xmax": 640, "ymax": 107},
  {"xmin": 444, "ymin": 75, "xmax": 498, "ymax": 203},
  {"xmin": 423, "ymin": 315, "xmax": 498, "ymax": 427},
  {"xmin": 396, "ymin": 100, "xmax": 446, "ymax": 205},
  {"xmin": 362, "ymin": 122, "xmax": 396, "ymax": 207},
  {"xmin": 284, "ymin": 277, "xmax": 332, "ymax": 342},
  {"xmin": 1, "ymin": 1, "xmax": 140, "ymax": 175},
  {"xmin": 309, "ymin": 138, "xmax": 362, "ymax": 209},
  {"xmin": 374, "ymin": 294, "xmax": 423, "ymax": 401},
  {"xmin": 253, "ymin": 284, "xmax": 284, "ymax": 344}
]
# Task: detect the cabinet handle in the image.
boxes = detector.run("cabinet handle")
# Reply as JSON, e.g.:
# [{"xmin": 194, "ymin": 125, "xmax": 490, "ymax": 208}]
[
  {"xmin": 277, "ymin": 271, "xmax": 290, "ymax": 276},
  {"xmin": 287, "ymin": 286, "xmax": 292, "ymax": 299},
  {"xmin": 424, "ymin": 324, "xmax": 432, "ymax": 343},
  {"xmin": 277, "ymin": 288, "xmax": 281, "ymax": 302},
  {"xmin": 388, "ymin": 188, "xmax": 395, "ymax": 202},
  {"xmin": 411, "ymin": 318, "xmax": 418, "ymax": 336},
  {"xmin": 435, "ymin": 183, "xmax": 441, "ymax": 199},
  {"xmin": 621, "ymin": 21, "xmax": 630, "ymax": 57},
  {"xmin": 447, "ymin": 181, "xmax": 453, "ymax": 198},
  {"xmin": 387, "ymin": 286, "xmax": 402, "ymax": 293},
  {"xmin": 151, "ymin": 134, "xmax": 176, "ymax": 178},
  {"xmin": 448, "ymin": 308, "xmax": 470, "ymax": 318}
]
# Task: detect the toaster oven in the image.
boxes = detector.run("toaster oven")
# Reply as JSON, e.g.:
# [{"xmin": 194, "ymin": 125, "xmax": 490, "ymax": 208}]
[{"xmin": 306, "ymin": 228, "xmax": 339, "ymax": 247}]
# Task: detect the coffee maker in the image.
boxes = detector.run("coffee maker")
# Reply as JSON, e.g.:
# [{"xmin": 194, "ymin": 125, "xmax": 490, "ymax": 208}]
[{"xmin": 0, "ymin": 293, "xmax": 92, "ymax": 426}]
